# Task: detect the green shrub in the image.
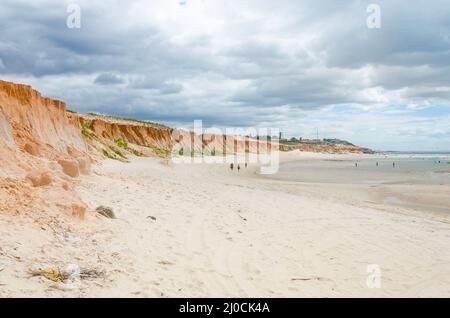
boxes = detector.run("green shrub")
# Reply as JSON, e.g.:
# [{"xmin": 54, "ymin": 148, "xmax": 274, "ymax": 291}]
[
  {"xmin": 109, "ymin": 146, "xmax": 127, "ymax": 159},
  {"xmin": 115, "ymin": 138, "xmax": 129, "ymax": 149},
  {"xmin": 82, "ymin": 122, "xmax": 94, "ymax": 130},
  {"xmin": 87, "ymin": 113, "xmax": 170, "ymax": 129},
  {"xmin": 81, "ymin": 127, "xmax": 98, "ymax": 140}
]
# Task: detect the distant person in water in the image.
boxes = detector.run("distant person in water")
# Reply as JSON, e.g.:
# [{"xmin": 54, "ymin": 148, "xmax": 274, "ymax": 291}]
[
  {"xmin": 230, "ymin": 163, "xmax": 234, "ymax": 171},
  {"xmin": 393, "ymin": 162, "xmax": 395, "ymax": 168},
  {"xmin": 376, "ymin": 162, "xmax": 379, "ymax": 167},
  {"xmin": 355, "ymin": 163, "xmax": 358, "ymax": 168}
]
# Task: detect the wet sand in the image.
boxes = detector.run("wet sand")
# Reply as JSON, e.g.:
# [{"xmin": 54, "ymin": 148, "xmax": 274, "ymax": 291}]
[{"xmin": 264, "ymin": 153, "xmax": 450, "ymax": 217}]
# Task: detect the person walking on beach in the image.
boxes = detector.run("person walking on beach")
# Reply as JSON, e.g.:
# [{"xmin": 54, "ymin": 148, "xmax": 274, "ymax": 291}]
[
  {"xmin": 237, "ymin": 164, "xmax": 241, "ymax": 172},
  {"xmin": 393, "ymin": 162, "xmax": 395, "ymax": 168},
  {"xmin": 230, "ymin": 163, "xmax": 234, "ymax": 171},
  {"xmin": 355, "ymin": 163, "xmax": 358, "ymax": 168},
  {"xmin": 376, "ymin": 162, "xmax": 379, "ymax": 167},
  {"xmin": 245, "ymin": 163, "xmax": 248, "ymax": 168}
]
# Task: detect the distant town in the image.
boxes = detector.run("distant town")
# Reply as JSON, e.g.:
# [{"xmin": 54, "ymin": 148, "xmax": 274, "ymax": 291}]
[
  {"xmin": 279, "ymin": 137, "xmax": 356, "ymax": 147},
  {"xmin": 248, "ymin": 135, "xmax": 357, "ymax": 147}
]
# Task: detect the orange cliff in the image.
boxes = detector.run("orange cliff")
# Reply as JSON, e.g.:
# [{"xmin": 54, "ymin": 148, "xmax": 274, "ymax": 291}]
[
  {"xmin": 0, "ymin": 80, "xmax": 90, "ymax": 175},
  {"xmin": 0, "ymin": 80, "xmax": 275, "ymax": 218},
  {"xmin": 0, "ymin": 79, "xmax": 369, "ymax": 218},
  {"xmin": 0, "ymin": 80, "xmax": 92, "ymax": 217},
  {"xmin": 0, "ymin": 79, "xmax": 273, "ymax": 174}
]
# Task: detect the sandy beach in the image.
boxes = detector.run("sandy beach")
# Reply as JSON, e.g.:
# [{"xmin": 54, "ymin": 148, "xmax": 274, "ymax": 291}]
[
  {"xmin": 2, "ymin": 151, "xmax": 450, "ymax": 297},
  {"xmin": 3, "ymin": 0, "xmax": 450, "ymax": 303}
]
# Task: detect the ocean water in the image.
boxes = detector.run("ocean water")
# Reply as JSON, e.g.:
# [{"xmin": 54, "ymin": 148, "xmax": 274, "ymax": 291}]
[
  {"xmin": 264, "ymin": 153, "xmax": 450, "ymax": 214},
  {"xmin": 269, "ymin": 153, "xmax": 450, "ymax": 185}
]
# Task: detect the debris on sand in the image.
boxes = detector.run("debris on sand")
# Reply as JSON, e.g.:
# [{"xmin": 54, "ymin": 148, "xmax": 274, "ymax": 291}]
[
  {"xmin": 291, "ymin": 276, "xmax": 327, "ymax": 282},
  {"xmin": 29, "ymin": 265, "xmax": 105, "ymax": 283},
  {"xmin": 77, "ymin": 268, "xmax": 106, "ymax": 279},
  {"xmin": 147, "ymin": 216, "xmax": 157, "ymax": 221},
  {"xmin": 95, "ymin": 206, "xmax": 115, "ymax": 219},
  {"xmin": 30, "ymin": 268, "xmax": 63, "ymax": 282}
]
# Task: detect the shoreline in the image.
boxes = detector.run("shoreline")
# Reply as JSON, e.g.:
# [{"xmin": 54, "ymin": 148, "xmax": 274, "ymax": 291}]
[{"xmin": 266, "ymin": 152, "xmax": 450, "ymax": 222}]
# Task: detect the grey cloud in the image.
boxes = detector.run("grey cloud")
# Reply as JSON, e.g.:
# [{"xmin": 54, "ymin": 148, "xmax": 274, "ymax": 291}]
[
  {"xmin": 158, "ymin": 83, "xmax": 183, "ymax": 95},
  {"xmin": 94, "ymin": 73, "xmax": 125, "ymax": 85},
  {"xmin": 130, "ymin": 76, "xmax": 183, "ymax": 95},
  {"xmin": 370, "ymin": 65, "xmax": 450, "ymax": 89},
  {"xmin": 318, "ymin": 0, "xmax": 450, "ymax": 69},
  {"xmin": 0, "ymin": 0, "xmax": 449, "ymax": 150}
]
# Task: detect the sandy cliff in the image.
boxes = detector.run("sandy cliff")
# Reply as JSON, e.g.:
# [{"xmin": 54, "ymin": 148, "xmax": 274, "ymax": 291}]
[
  {"xmin": 0, "ymin": 80, "xmax": 275, "ymax": 218},
  {"xmin": 0, "ymin": 80, "xmax": 369, "ymax": 217},
  {"xmin": 78, "ymin": 116, "xmax": 275, "ymax": 159},
  {"xmin": 0, "ymin": 80, "xmax": 90, "ymax": 217}
]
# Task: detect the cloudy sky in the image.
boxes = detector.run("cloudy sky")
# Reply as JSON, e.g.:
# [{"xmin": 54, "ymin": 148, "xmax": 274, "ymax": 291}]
[{"xmin": 1, "ymin": 0, "xmax": 449, "ymax": 151}]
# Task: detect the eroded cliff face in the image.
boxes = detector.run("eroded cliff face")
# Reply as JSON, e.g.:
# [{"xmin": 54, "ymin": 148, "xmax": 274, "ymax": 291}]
[
  {"xmin": 77, "ymin": 115, "xmax": 174, "ymax": 160},
  {"xmin": 0, "ymin": 80, "xmax": 89, "ymax": 216},
  {"xmin": 77, "ymin": 116, "xmax": 276, "ymax": 161},
  {"xmin": 171, "ymin": 131, "xmax": 274, "ymax": 155},
  {"xmin": 0, "ymin": 81, "xmax": 86, "ymax": 154},
  {"xmin": 0, "ymin": 80, "xmax": 370, "ymax": 218}
]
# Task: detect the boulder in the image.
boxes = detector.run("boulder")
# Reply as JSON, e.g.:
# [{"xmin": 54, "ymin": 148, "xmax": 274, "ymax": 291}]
[
  {"xmin": 58, "ymin": 159, "xmax": 80, "ymax": 178},
  {"xmin": 24, "ymin": 143, "xmax": 40, "ymax": 156},
  {"xmin": 71, "ymin": 203, "xmax": 86, "ymax": 219},
  {"xmin": 26, "ymin": 171, "xmax": 52, "ymax": 187},
  {"xmin": 95, "ymin": 206, "xmax": 115, "ymax": 219}
]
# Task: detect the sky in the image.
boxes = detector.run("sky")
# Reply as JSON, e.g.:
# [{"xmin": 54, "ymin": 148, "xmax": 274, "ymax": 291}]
[{"xmin": 1, "ymin": 0, "xmax": 449, "ymax": 151}]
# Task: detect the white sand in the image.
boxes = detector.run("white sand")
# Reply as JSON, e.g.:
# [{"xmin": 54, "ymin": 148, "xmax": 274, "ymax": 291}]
[{"xmin": 1, "ymin": 152, "xmax": 450, "ymax": 297}]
